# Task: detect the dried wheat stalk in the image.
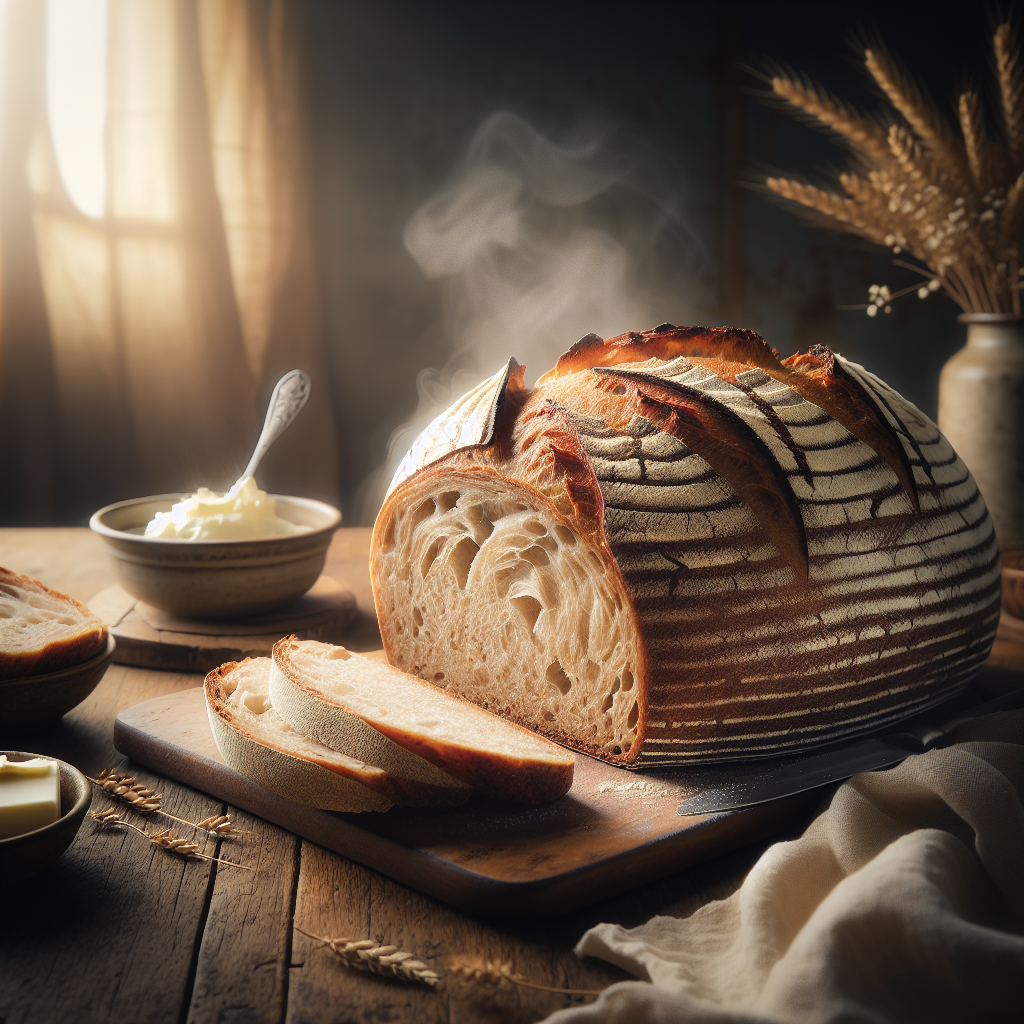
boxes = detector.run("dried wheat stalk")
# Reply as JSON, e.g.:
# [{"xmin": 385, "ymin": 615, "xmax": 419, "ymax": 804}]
[
  {"xmin": 195, "ymin": 814, "xmax": 244, "ymax": 836},
  {"xmin": 295, "ymin": 927, "xmax": 441, "ymax": 988},
  {"xmin": 89, "ymin": 769, "xmax": 162, "ymax": 813},
  {"xmin": 959, "ymin": 91, "xmax": 988, "ymax": 188},
  {"xmin": 294, "ymin": 927, "xmax": 606, "ymax": 997},
  {"xmin": 88, "ymin": 810, "xmax": 250, "ymax": 869},
  {"xmin": 770, "ymin": 74, "xmax": 891, "ymax": 168},
  {"xmin": 765, "ymin": 21, "xmax": 1023, "ymax": 316},
  {"xmin": 996, "ymin": 24, "xmax": 1024, "ymax": 167},
  {"xmin": 447, "ymin": 957, "xmax": 605, "ymax": 996},
  {"xmin": 88, "ymin": 769, "xmax": 246, "ymax": 835},
  {"xmin": 864, "ymin": 46, "xmax": 969, "ymax": 185}
]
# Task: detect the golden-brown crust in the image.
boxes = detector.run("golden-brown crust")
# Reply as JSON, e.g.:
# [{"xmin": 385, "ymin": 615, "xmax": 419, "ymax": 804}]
[
  {"xmin": 543, "ymin": 369, "xmax": 810, "ymax": 577},
  {"xmin": 781, "ymin": 346, "xmax": 920, "ymax": 508},
  {"xmin": 0, "ymin": 567, "xmax": 109, "ymax": 679},
  {"xmin": 538, "ymin": 328, "xmax": 919, "ymax": 513},
  {"xmin": 538, "ymin": 325, "xmax": 783, "ymax": 381}
]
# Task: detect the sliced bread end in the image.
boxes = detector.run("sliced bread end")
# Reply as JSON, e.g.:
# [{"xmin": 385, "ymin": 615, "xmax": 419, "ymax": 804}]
[
  {"xmin": 272, "ymin": 638, "xmax": 575, "ymax": 805},
  {"xmin": 0, "ymin": 567, "xmax": 108, "ymax": 679},
  {"xmin": 205, "ymin": 658, "xmax": 393, "ymax": 812}
]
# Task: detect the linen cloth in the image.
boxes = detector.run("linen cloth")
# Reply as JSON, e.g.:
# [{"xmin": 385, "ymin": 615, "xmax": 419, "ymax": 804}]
[{"xmin": 542, "ymin": 709, "xmax": 1024, "ymax": 1024}]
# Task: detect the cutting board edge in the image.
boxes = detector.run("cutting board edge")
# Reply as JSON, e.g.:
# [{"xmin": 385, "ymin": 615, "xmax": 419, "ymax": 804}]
[{"xmin": 112, "ymin": 694, "xmax": 817, "ymax": 921}]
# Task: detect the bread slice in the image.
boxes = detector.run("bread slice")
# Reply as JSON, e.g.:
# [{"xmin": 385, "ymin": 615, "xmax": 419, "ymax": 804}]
[
  {"xmin": 205, "ymin": 658, "xmax": 469, "ymax": 811},
  {"xmin": 0, "ymin": 567, "xmax": 108, "ymax": 679},
  {"xmin": 270, "ymin": 638, "xmax": 575, "ymax": 804}
]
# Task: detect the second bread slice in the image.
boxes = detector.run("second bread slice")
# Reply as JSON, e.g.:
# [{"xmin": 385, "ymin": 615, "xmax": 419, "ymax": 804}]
[
  {"xmin": 206, "ymin": 657, "xmax": 469, "ymax": 810},
  {"xmin": 270, "ymin": 638, "xmax": 575, "ymax": 804}
]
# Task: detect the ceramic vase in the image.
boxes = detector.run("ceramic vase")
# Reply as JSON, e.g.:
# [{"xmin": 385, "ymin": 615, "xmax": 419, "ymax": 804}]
[{"xmin": 938, "ymin": 313, "xmax": 1024, "ymax": 552}]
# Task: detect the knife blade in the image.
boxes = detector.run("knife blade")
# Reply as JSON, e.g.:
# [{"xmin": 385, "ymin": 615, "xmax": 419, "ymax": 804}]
[{"xmin": 676, "ymin": 686, "xmax": 1023, "ymax": 816}]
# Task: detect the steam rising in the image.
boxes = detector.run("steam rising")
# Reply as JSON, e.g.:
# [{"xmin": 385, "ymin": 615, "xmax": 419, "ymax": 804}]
[{"xmin": 363, "ymin": 111, "xmax": 703, "ymax": 519}]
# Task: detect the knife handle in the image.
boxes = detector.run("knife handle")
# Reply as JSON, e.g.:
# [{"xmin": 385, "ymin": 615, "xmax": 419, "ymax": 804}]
[{"xmin": 886, "ymin": 687, "xmax": 1023, "ymax": 753}]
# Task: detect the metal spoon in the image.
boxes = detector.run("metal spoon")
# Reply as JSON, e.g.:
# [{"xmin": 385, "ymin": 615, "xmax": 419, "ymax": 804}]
[{"xmin": 235, "ymin": 369, "xmax": 312, "ymax": 488}]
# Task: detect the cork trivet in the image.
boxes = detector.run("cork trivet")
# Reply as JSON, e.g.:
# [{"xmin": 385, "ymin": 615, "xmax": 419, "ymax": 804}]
[{"xmin": 88, "ymin": 576, "xmax": 358, "ymax": 674}]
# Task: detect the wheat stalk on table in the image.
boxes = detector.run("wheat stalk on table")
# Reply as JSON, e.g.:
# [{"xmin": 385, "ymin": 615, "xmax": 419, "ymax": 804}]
[
  {"xmin": 88, "ymin": 769, "xmax": 162, "ymax": 813},
  {"xmin": 87, "ymin": 769, "xmax": 247, "ymax": 835},
  {"xmin": 446, "ymin": 957, "xmax": 605, "ymax": 996},
  {"xmin": 88, "ymin": 810, "xmax": 250, "ymax": 869},
  {"xmin": 296, "ymin": 926, "xmax": 606, "ymax": 996},
  {"xmin": 295, "ymin": 927, "xmax": 442, "ymax": 988}
]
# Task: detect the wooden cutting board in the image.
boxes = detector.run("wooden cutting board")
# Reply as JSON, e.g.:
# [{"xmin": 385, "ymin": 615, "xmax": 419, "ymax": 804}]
[{"xmin": 114, "ymin": 687, "xmax": 820, "ymax": 921}]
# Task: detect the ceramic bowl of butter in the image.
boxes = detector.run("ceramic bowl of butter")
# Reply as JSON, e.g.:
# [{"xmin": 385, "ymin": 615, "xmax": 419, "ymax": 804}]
[
  {"xmin": 89, "ymin": 484, "xmax": 342, "ymax": 620},
  {"xmin": 0, "ymin": 752, "xmax": 90, "ymax": 883}
]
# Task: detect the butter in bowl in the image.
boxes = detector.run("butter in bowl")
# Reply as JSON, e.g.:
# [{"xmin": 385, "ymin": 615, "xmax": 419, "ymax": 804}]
[
  {"xmin": 88, "ymin": 369, "xmax": 342, "ymax": 621},
  {"xmin": 0, "ymin": 752, "xmax": 91, "ymax": 883},
  {"xmin": 89, "ymin": 482, "xmax": 342, "ymax": 621}
]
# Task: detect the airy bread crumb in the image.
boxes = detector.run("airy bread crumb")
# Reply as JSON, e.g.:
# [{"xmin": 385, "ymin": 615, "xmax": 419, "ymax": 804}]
[{"xmin": 0, "ymin": 567, "xmax": 108, "ymax": 678}]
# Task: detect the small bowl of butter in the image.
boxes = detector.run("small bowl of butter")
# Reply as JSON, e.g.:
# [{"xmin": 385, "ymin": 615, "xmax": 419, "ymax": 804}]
[
  {"xmin": 89, "ymin": 479, "xmax": 342, "ymax": 620},
  {"xmin": 0, "ymin": 752, "xmax": 91, "ymax": 883}
]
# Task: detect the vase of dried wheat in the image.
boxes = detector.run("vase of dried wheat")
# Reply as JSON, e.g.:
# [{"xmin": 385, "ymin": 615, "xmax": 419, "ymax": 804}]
[{"xmin": 938, "ymin": 313, "xmax": 1024, "ymax": 551}]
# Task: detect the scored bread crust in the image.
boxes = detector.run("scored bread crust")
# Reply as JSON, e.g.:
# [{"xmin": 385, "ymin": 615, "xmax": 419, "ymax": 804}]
[
  {"xmin": 205, "ymin": 658, "xmax": 468, "ymax": 810},
  {"xmin": 371, "ymin": 326, "xmax": 1001, "ymax": 766},
  {"xmin": 270, "ymin": 637, "xmax": 575, "ymax": 804},
  {"xmin": 0, "ymin": 567, "xmax": 108, "ymax": 679}
]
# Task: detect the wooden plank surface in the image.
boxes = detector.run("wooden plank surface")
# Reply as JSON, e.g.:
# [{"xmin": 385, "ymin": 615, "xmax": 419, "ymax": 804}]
[
  {"xmin": 186, "ymin": 809, "xmax": 300, "ymax": 1024},
  {"xmin": 5, "ymin": 528, "xmax": 1017, "ymax": 1024}
]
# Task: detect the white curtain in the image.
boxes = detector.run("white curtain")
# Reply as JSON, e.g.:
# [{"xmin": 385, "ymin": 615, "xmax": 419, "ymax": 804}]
[{"xmin": 0, "ymin": 0, "xmax": 339, "ymax": 523}]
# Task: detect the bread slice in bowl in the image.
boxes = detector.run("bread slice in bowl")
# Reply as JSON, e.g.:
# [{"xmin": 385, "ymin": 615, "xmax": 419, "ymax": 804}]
[
  {"xmin": 270, "ymin": 638, "xmax": 575, "ymax": 804},
  {"xmin": 205, "ymin": 658, "xmax": 469, "ymax": 810},
  {"xmin": 0, "ymin": 567, "xmax": 108, "ymax": 679}
]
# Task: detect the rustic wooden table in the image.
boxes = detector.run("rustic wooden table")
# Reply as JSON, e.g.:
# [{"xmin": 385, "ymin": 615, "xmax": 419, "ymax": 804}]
[{"xmin": 0, "ymin": 528, "xmax": 815, "ymax": 1024}]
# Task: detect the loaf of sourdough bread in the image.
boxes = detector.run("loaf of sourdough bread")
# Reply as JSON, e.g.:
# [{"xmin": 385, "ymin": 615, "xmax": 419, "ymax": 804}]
[
  {"xmin": 269, "ymin": 638, "xmax": 575, "ymax": 804},
  {"xmin": 206, "ymin": 658, "xmax": 471, "ymax": 810},
  {"xmin": 0, "ymin": 567, "xmax": 108, "ymax": 679},
  {"xmin": 370, "ymin": 326, "xmax": 1001, "ymax": 765}
]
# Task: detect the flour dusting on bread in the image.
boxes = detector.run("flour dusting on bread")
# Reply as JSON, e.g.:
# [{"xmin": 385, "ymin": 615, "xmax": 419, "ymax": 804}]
[{"xmin": 372, "ymin": 326, "xmax": 1000, "ymax": 765}]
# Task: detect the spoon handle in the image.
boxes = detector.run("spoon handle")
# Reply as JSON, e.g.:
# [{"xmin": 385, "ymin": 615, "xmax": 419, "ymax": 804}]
[{"xmin": 238, "ymin": 369, "xmax": 312, "ymax": 486}]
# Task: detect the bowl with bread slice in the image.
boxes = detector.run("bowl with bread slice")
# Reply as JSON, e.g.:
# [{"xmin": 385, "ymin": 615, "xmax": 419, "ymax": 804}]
[
  {"xmin": 89, "ymin": 493, "xmax": 342, "ymax": 620},
  {"xmin": 0, "ymin": 751, "xmax": 91, "ymax": 882},
  {"xmin": 1, "ymin": 568, "xmax": 115, "ymax": 729}
]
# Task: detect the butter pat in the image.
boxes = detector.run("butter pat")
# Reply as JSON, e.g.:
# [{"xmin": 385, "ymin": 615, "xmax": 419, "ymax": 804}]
[
  {"xmin": 0, "ymin": 756, "xmax": 60, "ymax": 840},
  {"xmin": 145, "ymin": 477, "xmax": 309, "ymax": 540}
]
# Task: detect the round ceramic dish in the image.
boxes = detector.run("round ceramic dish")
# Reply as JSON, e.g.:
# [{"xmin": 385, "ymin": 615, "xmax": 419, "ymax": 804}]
[
  {"xmin": 89, "ymin": 494, "xmax": 342, "ymax": 619},
  {"xmin": 1003, "ymin": 550, "xmax": 1024, "ymax": 620},
  {"xmin": 0, "ymin": 635, "xmax": 116, "ymax": 729},
  {"xmin": 0, "ymin": 752, "xmax": 90, "ymax": 883}
]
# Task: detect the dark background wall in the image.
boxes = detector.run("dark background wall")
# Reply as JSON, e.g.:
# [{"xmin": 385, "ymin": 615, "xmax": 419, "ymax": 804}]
[
  {"xmin": 306, "ymin": 0, "xmax": 1000, "ymax": 525},
  {"xmin": 0, "ymin": 1, "xmax": 1001, "ymax": 526}
]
